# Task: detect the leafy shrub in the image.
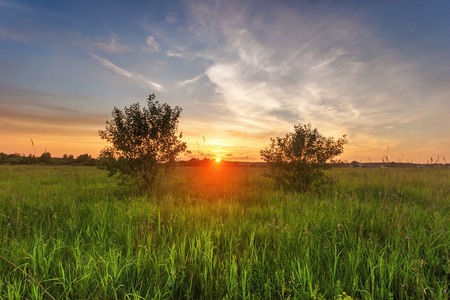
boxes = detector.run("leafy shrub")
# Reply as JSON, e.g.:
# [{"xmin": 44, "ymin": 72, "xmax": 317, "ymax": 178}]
[{"xmin": 260, "ymin": 123, "xmax": 347, "ymax": 192}]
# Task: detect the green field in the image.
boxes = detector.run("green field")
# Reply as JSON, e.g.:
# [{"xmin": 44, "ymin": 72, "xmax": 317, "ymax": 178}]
[{"xmin": 0, "ymin": 165, "xmax": 448, "ymax": 299}]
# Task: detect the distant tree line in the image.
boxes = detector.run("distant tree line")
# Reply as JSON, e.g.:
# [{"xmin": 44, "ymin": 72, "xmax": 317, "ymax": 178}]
[
  {"xmin": 178, "ymin": 158, "xmax": 234, "ymax": 167},
  {"xmin": 0, "ymin": 152, "xmax": 96, "ymax": 166},
  {"xmin": 177, "ymin": 158, "xmax": 265, "ymax": 168},
  {"xmin": 347, "ymin": 160, "xmax": 449, "ymax": 168}
]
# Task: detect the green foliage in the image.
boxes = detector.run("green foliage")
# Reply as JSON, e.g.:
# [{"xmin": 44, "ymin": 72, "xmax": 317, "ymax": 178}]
[
  {"xmin": 75, "ymin": 153, "xmax": 95, "ymax": 166},
  {"xmin": 62, "ymin": 153, "xmax": 75, "ymax": 165},
  {"xmin": 260, "ymin": 123, "xmax": 348, "ymax": 192},
  {"xmin": 98, "ymin": 93, "xmax": 189, "ymax": 192},
  {"xmin": 39, "ymin": 152, "xmax": 52, "ymax": 164},
  {"xmin": 0, "ymin": 152, "xmax": 95, "ymax": 166}
]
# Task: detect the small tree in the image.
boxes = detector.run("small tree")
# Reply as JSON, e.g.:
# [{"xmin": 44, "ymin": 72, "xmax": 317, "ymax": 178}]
[
  {"xmin": 40, "ymin": 151, "xmax": 52, "ymax": 164},
  {"xmin": 98, "ymin": 94, "xmax": 189, "ymax": 192},
  {"xmin": 260, "ymin": 123, "xmax": 347, "ymax": 192}
]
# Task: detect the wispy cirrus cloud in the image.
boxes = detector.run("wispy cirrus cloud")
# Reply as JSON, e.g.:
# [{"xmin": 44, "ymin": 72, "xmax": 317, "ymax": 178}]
[
  {"xmin": 165, "ymin": 14, "xmax": 177, "ymax": 23},
  {"xmin": 90, "ymin": 54, "xmax": 163, "ymax": 91},
  {"xmin": 177, "ymin": 73, "xmax": 204, "ymax": 87},
  {"xmin": 145, "ymin": 36, "xmax": 160, "ymax": 52},
  {"xmin": 166, "ymin": 50, "xmax": 182, "ymax": 57},
  {"xmin": 90, "ymin": 54, "xmax": 132, "ymax": 77},
  {"xmin": 76, "ymin": 33, "xmax": 131, "ymax": 53}
]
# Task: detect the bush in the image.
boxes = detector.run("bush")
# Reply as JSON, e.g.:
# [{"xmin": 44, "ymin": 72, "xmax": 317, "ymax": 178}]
[{"xmin": 260, "ymin": 123, "xmax": 347, "ymax": 192}]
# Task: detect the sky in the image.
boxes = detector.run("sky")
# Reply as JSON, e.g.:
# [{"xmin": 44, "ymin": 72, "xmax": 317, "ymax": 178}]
[{"xmin": 1, "ymin": 0, "xmax": 449, "ymax": 163}]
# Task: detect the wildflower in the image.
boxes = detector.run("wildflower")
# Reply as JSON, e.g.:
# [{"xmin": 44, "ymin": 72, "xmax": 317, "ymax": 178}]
[
  {"xmin": 169, "ymin": 282, "xmax": 173, "ymax": 285},
  {"xmin": 443, "ymin": 290, "xmax": 447, "ymax": 294},
  {"xmin": 1, "ymin": 283, "xmax": 4, "ymax": 286},
  {"xmin": 171, "ymin": 270, "xmax": 175, "ymax": 274}
]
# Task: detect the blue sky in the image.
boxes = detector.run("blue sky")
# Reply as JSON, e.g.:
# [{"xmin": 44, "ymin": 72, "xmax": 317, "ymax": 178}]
[{"xmin": 1, "ymin": 0, "xmax": 449, "ymax": 163}]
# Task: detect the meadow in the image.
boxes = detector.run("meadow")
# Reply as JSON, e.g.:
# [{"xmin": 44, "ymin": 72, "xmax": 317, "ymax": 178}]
[{"xmin": 0, "ymin": 165, "xmax": 448, "ymax": 299}]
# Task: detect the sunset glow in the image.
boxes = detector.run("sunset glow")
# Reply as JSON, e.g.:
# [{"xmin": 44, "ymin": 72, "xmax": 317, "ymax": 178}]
[
  {"xmin": 215, "ymin": 158, "xmax": 222, "ymax": 163},
  {"xmin": 0, "ymin": 1, "xmax": 449, "ymax": 163}
]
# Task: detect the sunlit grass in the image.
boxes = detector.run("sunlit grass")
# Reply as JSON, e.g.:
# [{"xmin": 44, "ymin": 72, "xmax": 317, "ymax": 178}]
[{"xmin": 0, "ymin": 165, "xmax": 448, "ymax": 299}]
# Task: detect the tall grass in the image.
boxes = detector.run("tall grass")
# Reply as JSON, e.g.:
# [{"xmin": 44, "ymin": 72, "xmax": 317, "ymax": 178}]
[{"xmin": 0, "ymin": 165, "xmax": 448, "ymax": 299}]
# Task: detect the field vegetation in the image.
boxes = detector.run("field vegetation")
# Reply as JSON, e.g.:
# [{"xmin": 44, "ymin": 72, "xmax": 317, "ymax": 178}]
[{"xmin": 0, "ymin": 165, "xmax": 448, "ymax": 299}]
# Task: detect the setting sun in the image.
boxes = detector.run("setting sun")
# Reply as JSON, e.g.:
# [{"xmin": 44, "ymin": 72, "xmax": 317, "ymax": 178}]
[{"xmin": 215, "ymin": 158, "xmax": 222, "ymax": 163}]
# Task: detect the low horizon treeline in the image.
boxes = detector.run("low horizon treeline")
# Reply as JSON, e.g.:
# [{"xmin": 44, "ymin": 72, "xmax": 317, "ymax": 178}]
[
  {"xmin": 0, "ymin": 153, "xmax": 243, "ymax": 167},
  {"xmin": 0, "ymin": 152, "xmax": 96, "ymax": 166},
  {"xmin": 177, "ymin": 157, "xmax": 265, "ymax": 168},
  {"xmin": 1, "ymin": 152, "xmax": 449, "ymax": 168}
]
